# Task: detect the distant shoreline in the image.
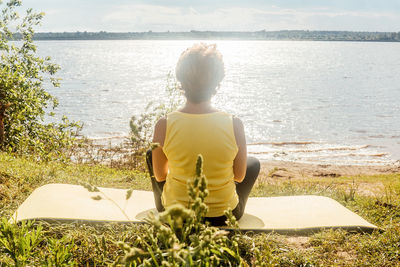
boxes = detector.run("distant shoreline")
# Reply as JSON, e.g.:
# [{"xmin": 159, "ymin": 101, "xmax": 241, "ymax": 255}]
[{"xmin": 27, "ymin": 30, "xmax": 400, "ymax": 42}]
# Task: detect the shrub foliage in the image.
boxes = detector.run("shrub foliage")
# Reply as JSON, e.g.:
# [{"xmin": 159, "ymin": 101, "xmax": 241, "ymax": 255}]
[
  {"xmin": 0, "ymin": 0, "xmax": 80, "ymax": 160},
  {"xmin": 128, "ymin": 73, "xmax": 183, "ymax": 170}
]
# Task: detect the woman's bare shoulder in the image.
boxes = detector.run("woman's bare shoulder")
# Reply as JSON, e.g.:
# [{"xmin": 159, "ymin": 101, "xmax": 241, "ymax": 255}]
[
  {"xmin": 155, "ymin": 117, "xmax": 167, "ymax": 126},
  {"xmin": 153, "ymin": 117, "xmax": 167, "ymax": 145}
]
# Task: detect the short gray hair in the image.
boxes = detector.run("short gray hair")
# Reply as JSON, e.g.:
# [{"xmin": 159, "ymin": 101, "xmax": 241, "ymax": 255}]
[{"xmin": 176, "ymin": 43, "xmax": 225, "ymax": 103}]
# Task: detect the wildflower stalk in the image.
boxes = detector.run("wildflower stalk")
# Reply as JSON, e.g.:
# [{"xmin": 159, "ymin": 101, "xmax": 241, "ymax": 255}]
[{"xmin": 116, "ymin": 154, "xmax": 246, "ymax": 266}]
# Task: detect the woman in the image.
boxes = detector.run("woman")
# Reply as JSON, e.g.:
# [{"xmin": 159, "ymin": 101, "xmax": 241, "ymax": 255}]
[{"xmin": 147, "ymin": 43, "xmax": 260, "ymax": 226}]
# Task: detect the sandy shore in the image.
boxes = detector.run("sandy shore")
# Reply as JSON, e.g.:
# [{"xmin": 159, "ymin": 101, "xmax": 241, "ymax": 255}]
[{"xmin": 260, "ymin": 160, "xmax": 400, "ymax": 180}]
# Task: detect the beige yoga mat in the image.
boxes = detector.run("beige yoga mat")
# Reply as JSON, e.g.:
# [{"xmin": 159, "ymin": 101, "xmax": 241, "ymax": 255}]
[{"xmin": 13, "ymin": 184, "xmax": 377, "ymax": 233}]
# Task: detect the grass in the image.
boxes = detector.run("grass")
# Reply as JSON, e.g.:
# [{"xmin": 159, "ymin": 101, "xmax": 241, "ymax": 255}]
[{"xmin": 1, "ymin": 152, "xmax": 400, "ymax": 266}]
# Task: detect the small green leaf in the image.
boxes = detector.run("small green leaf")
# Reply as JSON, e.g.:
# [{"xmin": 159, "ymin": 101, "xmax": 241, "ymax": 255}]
[
  {"xmin": 91, "ymin": 195, "xmax": 102, "ymax": 201},
  {"xmin": 126, "ymin": 189, "xmax": 133, "ymax": 200}
]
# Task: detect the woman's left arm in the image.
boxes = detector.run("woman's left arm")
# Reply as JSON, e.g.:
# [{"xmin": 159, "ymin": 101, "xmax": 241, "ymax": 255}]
[
  {"xmin": 152, "ymin": 117, "xmax": 168, "ymax": 182},
  {"xmin": 233, "ymin": 117, "xmax": 247, "ymax": 183}
]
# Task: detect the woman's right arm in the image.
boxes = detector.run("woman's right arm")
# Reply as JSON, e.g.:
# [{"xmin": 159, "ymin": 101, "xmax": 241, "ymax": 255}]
[
  {"xmin": 152, "ymin": 118, "xmax": 168, "ymax": 182},
  {"xmin": 233, "ymin": 117, "xmax": 247, "ymax": 183}
]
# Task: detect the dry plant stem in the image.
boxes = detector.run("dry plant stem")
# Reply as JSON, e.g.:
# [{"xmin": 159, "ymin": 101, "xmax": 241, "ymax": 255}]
[{"xmin": 97, "ymin": 190, "xmax": 131, "ymax": 221}]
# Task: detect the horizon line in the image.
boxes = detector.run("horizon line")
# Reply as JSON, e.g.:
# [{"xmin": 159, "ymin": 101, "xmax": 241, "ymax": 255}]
[{"xmin": 34, "ymin": 29, "xmax": 400, "ymax": 34}]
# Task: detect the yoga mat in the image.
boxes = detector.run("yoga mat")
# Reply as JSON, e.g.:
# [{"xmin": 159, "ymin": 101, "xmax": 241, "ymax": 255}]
[{"xmin": 12, "ymin": 184, "xmax": 377, "ymax": 233}]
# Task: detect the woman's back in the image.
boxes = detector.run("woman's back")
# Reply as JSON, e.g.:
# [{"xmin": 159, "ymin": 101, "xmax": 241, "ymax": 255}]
[
  {"xmin": 162, "ymin": 111, "xmax": 239, "ymax": 217},
  {"xmin": 150, "ymin": 43, "xmax": 258, "ymax": 224}
]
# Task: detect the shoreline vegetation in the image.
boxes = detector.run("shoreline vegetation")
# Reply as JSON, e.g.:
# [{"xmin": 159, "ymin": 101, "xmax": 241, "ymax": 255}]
[{"xmin": 25, "ymin": 30, "xmax": 400, "ymax": 42}]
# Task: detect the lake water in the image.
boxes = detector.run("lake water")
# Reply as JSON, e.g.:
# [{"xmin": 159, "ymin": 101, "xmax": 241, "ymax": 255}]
[{"xmin": 36, "ymin": 40, "xmax": 400, "ymax": 165}]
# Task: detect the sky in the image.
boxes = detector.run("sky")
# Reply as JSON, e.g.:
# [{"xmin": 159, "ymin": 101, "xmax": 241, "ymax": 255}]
[{"xmin": 20, "ymin": 0, "xmax": 400, "ymax": 32}]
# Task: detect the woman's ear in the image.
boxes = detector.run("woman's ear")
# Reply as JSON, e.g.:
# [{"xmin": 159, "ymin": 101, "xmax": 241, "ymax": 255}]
[
  {"xmin": 178, "ymin": 82, "xmax": 187, "ymax": 95},
  {"xmin": 177, "ymin": 81, "xmax": 183, "ymax": 91}
]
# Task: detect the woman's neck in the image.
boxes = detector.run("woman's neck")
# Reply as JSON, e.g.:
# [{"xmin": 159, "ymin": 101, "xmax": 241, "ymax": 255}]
[{"xmin": 179, "ymin": 100, "xmax": 218, "ymax": 114}]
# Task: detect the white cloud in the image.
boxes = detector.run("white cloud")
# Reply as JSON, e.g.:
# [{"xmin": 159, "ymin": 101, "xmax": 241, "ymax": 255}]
[
  {"xmin": 102, "ymin": 5, "xmax": 295, "ymax": 31},
  {"xmin": 101, "ymin": 4, "xmax": 400, "ymax": 32}
]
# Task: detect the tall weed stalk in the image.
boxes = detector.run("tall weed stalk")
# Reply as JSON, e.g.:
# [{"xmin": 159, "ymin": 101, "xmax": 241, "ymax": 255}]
[{"xmin": 115, "ymin": 154, "xmax": 247, "ymax": 266}]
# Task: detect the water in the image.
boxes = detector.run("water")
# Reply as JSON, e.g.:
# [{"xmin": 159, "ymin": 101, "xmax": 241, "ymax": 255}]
[{"xmin": 36, "ymin": 40, "xmax": 400, "ymax": 165}]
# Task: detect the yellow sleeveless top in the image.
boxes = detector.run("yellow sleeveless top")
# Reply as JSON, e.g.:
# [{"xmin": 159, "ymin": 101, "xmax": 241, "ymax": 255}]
[{"xmin": 162, "ymin": 111, "xmax": 239, "ymax": 217}]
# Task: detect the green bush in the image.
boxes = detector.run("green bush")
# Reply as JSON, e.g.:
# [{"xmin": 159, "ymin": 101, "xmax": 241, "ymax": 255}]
[
  {"xmin": 0, "ymin": 0, "xmax": 80, "ymax": 160},
  {"xmin": 128, "ymin": 73, "xmax": 183, "ymax": 170}
]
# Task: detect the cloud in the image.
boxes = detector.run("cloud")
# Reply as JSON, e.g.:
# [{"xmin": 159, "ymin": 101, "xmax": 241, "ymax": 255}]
[
  {"xmin": 20, "ymin": 0, "xmax": 400, "ymax": 32},
  {"xmin": 101, "ymin": 4, "xmax": 400, "ymax": 32}
]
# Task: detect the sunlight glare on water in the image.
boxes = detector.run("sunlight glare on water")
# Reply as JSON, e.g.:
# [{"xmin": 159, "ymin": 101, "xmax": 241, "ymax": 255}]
[{"xmin": 37, "ymin": 40, "xmax": 400, "ymax": 165}]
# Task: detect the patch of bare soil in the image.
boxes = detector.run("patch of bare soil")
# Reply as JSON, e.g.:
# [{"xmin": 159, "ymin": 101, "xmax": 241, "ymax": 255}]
[
  {"xmin": 258, "ymin": 161, "xmax": 399, "ymax": 196},
  {"xmin": 285, "ymin": 236, "xmax": 310, "ymax": 250},
  {"xmin": 260, "ymin": 161, "xmax": 400, "ymax": 181},
  {"xmin": 336, "ymin": 250, "xmax": 356, "ymax": 262},
  {"xmin": 356, "ymin": 182, "xmax": 385, "ymax": 196}
]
